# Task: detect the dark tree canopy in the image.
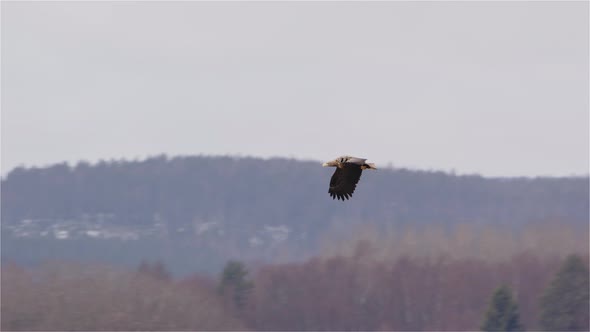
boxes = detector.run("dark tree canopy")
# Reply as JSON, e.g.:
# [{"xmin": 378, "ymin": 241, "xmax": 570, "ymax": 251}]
[
  {"xmin": 218, "ymin": 260, "xmax": 254, "ymax": 309},
  {"xmin": 481, "ymin": 285, "xmax": 524, "ymax": 331},
  {"xmin": 539, "ymin": 254, "xmax": 590, "ymax": 331}
]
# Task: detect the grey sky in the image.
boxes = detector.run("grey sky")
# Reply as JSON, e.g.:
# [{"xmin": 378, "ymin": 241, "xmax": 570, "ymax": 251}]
[{"xmin": 2, "ymin": 1, "xmax": 588, "ymax": 177}]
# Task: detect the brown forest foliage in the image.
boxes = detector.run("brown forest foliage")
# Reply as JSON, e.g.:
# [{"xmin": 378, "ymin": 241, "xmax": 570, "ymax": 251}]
[
  {"xmin": 246, "ymin": 251, "xmax": 576, "ymax": 330},
  {"xmin": 1, "ymin": 262, "xmax": 244, "ymax": 331},
  {"xmin": 2, "ymin": 224, "xmax": 588, "ymax": 331}
]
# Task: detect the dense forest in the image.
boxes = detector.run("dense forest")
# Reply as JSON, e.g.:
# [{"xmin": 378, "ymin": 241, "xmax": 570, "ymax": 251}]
[
  {"xmin": 1, "ymin": 155, "xmax": 589, "ymax": 330},
  {"xmin": 1, "ymin": 155, "xmax": 588, "ymax": 275},
  {"xmin": 3, "ymin": 155, "xmax": 588, "ymax": 229}
]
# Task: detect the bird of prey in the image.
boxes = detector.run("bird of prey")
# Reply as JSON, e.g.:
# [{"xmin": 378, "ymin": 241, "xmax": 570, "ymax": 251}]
[{"xmin": 322, "ymin": 156, "xmax": 377, "ymax": 200}]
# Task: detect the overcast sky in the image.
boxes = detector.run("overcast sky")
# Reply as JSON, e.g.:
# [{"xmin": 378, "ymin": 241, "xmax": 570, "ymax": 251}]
[{"xmin": 2, "ymin": 1, "xmax": 588, "ymax": 177}]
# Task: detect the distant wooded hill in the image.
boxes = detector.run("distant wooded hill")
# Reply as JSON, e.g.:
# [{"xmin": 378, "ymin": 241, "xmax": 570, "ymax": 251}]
[
  {"xmin": 2, "ymin": 155, "xmax": 588, "ymax": 228},
  {"xmin": 1, "ymin": 155, "xmax": 588, "ymax": 275}
]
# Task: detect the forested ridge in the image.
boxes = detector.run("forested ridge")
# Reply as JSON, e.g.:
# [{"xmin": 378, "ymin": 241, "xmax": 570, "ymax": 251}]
[
  {"xmin": 2, "ymin": 155, "xmax": 588, "ymax": 275},
  {"xmin": 3, "ymin": 154, "xmax": 588, "ymax": 229}
]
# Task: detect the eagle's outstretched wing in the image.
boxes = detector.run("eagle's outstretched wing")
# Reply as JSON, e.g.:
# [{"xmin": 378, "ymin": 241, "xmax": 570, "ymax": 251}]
[{"xmin": 328, "ymin": 164, "xmax": 363, "ymax": 200}]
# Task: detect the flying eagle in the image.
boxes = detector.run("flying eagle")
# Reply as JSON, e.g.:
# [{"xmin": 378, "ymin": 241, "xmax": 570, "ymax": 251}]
[{"xmin": 322, "ymin": 156, "xmax": 377, "ymax": 200}]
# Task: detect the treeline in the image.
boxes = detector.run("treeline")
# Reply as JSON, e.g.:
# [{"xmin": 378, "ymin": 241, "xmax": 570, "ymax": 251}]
[
  {"xmin": 3, "ymin": 249, "xmax": 588, "ymax": 331},
  {"xmin": 3, "ymin": 155, "xmax": 588, "ymax": 233},
  {"xmin": 1, "ymin": 262, "xmax": 244, "ymax": 331},
  {"xmin": 240, "ymin": 251, "xmax": 588, "ymax": 331}
]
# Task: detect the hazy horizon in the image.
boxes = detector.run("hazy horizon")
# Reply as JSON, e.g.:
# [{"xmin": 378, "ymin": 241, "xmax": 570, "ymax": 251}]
[
  {"xmin": 2, "ymin": 152, "xmax": 590, "ymax": 180},
  {"xmin": 2, "ymin": 1, "xmax": 588, "ymax": 177}
]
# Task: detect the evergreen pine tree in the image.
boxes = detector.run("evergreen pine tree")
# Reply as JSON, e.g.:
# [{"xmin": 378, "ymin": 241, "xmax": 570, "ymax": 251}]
[
  {"xmin": 481, "ymin": 284, "xmax": 524, "ymax": 331},
  {"xmin": 539, "ymin": 254, "xmax": 589, "ymax": 331},
  {"xmin": 218, "ymin": 260, "xmax": 254, "ymax": 309}
]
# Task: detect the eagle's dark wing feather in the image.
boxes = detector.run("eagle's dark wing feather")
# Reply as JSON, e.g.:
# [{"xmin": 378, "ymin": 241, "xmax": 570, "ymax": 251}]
[{"xmin": 328, "ymin": 164, "xmax": 363, "ymax": 200}]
